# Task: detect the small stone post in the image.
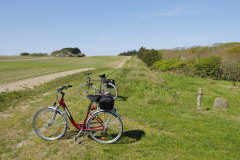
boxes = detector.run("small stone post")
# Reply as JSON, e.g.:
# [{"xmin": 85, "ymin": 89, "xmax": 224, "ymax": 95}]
[{"xmin": 197, "ymin": 88, "xmax": 203, "ymax": 109}]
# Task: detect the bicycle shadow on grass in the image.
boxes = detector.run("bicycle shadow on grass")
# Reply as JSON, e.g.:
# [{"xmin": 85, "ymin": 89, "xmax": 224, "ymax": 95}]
[
  {"xmin": 117, "ymin": 96, "xmax": 128, "ymax": 101},
  {"xmin": 115, "ymin": 130, "xmax": 145, "ymax": 144},
  {"xmin": 62, "ymin": 130, "xmax": 145, "ymax": 144},
  {"xmin": 62, "ymin": 130, "xmax": 79, "ymax": 140}
]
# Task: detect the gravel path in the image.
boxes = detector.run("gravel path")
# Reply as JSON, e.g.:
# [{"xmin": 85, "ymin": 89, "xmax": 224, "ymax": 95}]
[
  {"xmin": 0, "ymin": 68, "xmax": 95, "ymax": 93},
  {"xmin": 115, "ymin": 56, "xmax": 131, "ymax": 69}
]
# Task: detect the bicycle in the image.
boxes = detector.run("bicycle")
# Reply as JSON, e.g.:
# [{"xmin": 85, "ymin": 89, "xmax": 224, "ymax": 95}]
[
  {"xmin": 32, "ymin": 85, "xmax": 123, "ymax": 144},
  {"xmin": 78, "ymin": 73, "xmax": 118, "ymax": 100}
]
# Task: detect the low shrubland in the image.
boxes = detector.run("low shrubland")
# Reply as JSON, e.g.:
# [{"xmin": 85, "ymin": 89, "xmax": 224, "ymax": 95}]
[{"xmin": 119, "ymin": 42, "xmax": 240, "ymax": 81}]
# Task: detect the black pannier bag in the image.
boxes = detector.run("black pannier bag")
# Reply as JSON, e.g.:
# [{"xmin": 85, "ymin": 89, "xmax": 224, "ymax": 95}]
[
  {"xmin": 106, "ymin": 79, "xmax": 115, "ymax": 88},
  {"xmin": 98, "ymin": 94, "xmax": 115, "ymax": 110}
]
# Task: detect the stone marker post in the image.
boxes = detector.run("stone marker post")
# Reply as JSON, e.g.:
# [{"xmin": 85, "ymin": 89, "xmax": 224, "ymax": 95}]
[{"xmin": 197, "ymin": 88, "xmax": 203, "ymax": 109}]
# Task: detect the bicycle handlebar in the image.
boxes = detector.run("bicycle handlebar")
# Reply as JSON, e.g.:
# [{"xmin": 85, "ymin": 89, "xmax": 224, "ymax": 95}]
[{"xmin": 57, "ymin": 85, "xmax": 72, "ymax": 92}]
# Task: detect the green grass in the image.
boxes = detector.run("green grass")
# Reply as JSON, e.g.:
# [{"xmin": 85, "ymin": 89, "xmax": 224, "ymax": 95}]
[
  {"xmin": 0, "ymin": 56, "xmax": 126, "ymax": 83},
  {"xmin": 1, "ymin": 57, "xmax": 240, "ymax": 159}
]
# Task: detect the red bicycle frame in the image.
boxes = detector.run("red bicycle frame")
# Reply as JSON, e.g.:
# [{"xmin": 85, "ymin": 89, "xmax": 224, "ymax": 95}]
[{"xmin": 59, "ymin": 97, "xmax": 104, "ymax": 131}]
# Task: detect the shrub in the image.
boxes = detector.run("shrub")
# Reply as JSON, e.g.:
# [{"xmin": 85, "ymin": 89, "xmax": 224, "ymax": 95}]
[
  {"xmin": 227, "ymin": 46, "xmax": 240, "ymax": 54},
  {"xmin": 51, "ymin": 47, "xmax": 85, "ymax": 57},
  {"xmin": 20, "ymin": 52, "xmax": 29, "ymax": 56},
  {"xmin": 193, "ymin": 56, "xmax": 221, "ymax": 77},
  {"xmin": 138, "ymin": 48, "xmax": 162, "ymax": 67},
  {"xmin": 30, "ymin": 53, "xmax": 48, "ymax": 56},
  {"xmin": 152, "ymin": 57, "xmax": 186, "ymax": 71}
]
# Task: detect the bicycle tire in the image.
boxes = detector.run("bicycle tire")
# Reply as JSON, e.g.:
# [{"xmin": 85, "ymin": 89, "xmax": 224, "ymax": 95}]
[
  {"xmin": 32, "ymin": 107, "xmax": 68, "ymax": 141},
  {"xmin": 78, "ymin": 83, "xmax": 97, "ymax": 99},
  {"xmin": 86, "ymin": 110, "xmax": 123, "ymax": 144}
]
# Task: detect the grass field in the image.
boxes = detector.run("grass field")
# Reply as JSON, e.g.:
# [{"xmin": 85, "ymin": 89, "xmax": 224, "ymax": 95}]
[
  {"xmin": 0, "ymin": 56, "xmax": 240, "ymax": 159},
  {"xmin": 0, "ymin": 56, "xmax": 127, "ymax": 84}
]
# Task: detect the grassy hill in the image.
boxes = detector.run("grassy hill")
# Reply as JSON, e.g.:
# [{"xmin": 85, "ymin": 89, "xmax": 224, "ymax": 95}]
[{"xmin": 0, "ymin": 57, "xmax": 240, "ymax": 159}]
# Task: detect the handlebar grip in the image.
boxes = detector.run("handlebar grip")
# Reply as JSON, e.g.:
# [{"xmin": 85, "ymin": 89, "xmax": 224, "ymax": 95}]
[{"xmin": 57, "ymin": 85, "xmax": 72, "ymax": 92}]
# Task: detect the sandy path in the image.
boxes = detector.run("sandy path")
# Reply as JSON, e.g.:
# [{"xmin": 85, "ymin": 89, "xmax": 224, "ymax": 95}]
[
  {"xmin": 115, "ymin": 56, "xmax": 131, "ymax": 69},
  {"xmin": 0, "ymin": 68, "xmax": 95, "ymax": 93}
]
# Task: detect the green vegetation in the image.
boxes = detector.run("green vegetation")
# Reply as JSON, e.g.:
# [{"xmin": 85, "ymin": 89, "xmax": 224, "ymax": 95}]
[
  {"xmin": 119, "ymin": 50, "xmax": 138, "ymax": 56},
  {"xmin": 0, "ymin": 56, "xmax": 126, "ymax": 84},
  {"xmin": 20, "ymin": 53, "xmax": 29, "ymax": 56},
  {"xmin": 152, "ymin": 57, "xmax": 186, "ymax": 72},
  {"xmin": 51, "ymin": 47, "xmax": 85, "ymax": 57},
  {"xmin": 153, "ymin": 56, "xmax": 222, "ymax": 78},
  {"xmin": 20, "ymin": 53, "xmax": 48, "ymax": 56},
  {"xmin": 193, "ymin": 56, "xmax": 221, "ymax": 78},
  {"xmin": 120, "ymin": 42, "xmax": 240, "ymax": 81},
  {"xmin": 137, "ymin": 47, "xmax": 162, "ymax": 67},
  {"xmin": 1, "ymin": 57, "xmax": 240, "ymax": 159},
  {"xmin": 119, "ymin": 47, "xmax": 162, "ymax": 67}
]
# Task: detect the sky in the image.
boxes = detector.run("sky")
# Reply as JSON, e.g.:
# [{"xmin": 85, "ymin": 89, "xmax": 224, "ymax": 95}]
[{"xmin": 0, "ymin": 0, "xmax": 240, "ymax": 56}]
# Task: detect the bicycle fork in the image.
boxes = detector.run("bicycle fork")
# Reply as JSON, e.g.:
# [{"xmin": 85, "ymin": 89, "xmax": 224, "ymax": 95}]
[{"xmin": 48, "ymin": 104, "xmax": 59, "ymax": 126}]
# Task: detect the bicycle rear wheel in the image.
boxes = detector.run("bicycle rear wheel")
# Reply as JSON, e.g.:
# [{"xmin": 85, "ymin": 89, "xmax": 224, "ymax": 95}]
[
  {"xmin": 87, "ymin": 110, "xmax": 123, "ymax": 143},
  {"xmin": 78, "ymin": 83, "xmax": 97, "ymax": 99},
  {"xmin": 32, "ymin": 107, "xmax": 67, "ymax": 140}
]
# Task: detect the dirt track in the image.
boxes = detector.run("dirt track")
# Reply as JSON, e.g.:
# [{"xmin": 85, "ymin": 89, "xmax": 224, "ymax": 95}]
[
  {"xmin": 0, "ymin": 68, "xmax": 95, "ymax": 93},
  {"xmin": 115, "ymin": 56, "xmax": 131, "ymax": 69}
]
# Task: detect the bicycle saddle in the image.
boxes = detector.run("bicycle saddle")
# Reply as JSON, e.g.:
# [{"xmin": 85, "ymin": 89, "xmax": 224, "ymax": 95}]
[
  {"xmin": 99, "ymin": 74, "xmax": 106, "ymax": 78},
  {"xmin": 87, "ymin": 95, "xmax": 101, "ymax": 102}
]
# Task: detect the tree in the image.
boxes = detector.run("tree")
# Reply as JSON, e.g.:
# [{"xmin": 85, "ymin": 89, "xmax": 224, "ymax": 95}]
[{"xmin": 20, "ymin": 52, "xmax": 29, "ymax": 56}]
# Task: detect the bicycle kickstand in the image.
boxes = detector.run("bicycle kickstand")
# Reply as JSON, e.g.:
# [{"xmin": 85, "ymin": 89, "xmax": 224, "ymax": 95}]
[{"xmin": 74, "ymin": 129, "xmax": 87, "ymax": 145}]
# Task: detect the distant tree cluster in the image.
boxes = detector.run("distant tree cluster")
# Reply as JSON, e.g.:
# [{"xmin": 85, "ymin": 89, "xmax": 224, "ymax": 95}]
[
  {"xmin": 20, "ymin": 52, "xmax": 48, "ymax": 56},
  {"xmin": 51, "ymin": 47, "xmax": 85, "ymax": 57},
  {"xmin": 119, "ymin": 50, "xmax": 138, "ymax": 56},
  {"xmin": 119, "ymin": 47, "xmax": 162, "ymax": 67}
]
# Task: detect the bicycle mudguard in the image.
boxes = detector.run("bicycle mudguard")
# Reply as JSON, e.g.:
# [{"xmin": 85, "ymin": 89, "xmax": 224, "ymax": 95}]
[{"xmin": 91, "ymin": 110, "xmax": 123, "ymax": 120}]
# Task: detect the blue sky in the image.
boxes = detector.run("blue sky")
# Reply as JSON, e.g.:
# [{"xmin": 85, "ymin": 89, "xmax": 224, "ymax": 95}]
[{"xmin": 0, "ymin": 0, "xmax": 240, "ymax": 56}]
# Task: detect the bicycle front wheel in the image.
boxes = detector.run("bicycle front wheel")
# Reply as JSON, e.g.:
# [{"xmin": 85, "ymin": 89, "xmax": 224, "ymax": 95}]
[
  {"xmin": 78, "ymin": 83, "xmax": 97, "ymax": 99},
  {"xmin": 32, "ymin": 107, "xmax": 68, "ymax": 140},
  {"xmin": 87, "ymin": 110, "xmax": 123, "ymax": 144}
]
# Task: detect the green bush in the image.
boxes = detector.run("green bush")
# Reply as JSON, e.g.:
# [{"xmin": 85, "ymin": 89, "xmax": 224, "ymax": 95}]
[
  {"xmin": 20, "ymin": 52, "xmax": 48, "ymax": 56},
  {"xmin": 152, "ymin": 57, "xmax": 186, "ymax": 71},
  {"xmin": 30, "ymin": 53, "xmax": 48, "ymax": 56},
  {"xmin": 51, "ymin": 47, "xmax": 85, "ymax": 57},
  {"xmin": 137, "ymin": 48, "xmax": 162, "ymax": 67},
  {"xmin": 227, "ymin": 46, "xmax": 240, "ymax": 54},
  {"xmin": 20, "ymin": 52, "xmax": 29, "ymax": 56},
  {"xmin": 193, "ymin": 56, "xmax": 221, "ymax": 77}
]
